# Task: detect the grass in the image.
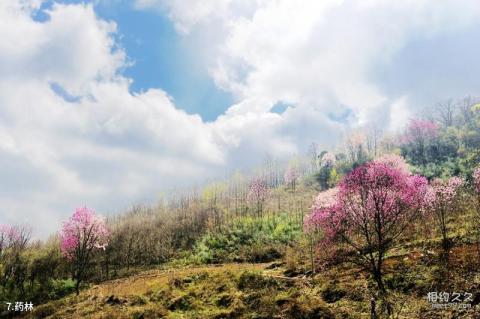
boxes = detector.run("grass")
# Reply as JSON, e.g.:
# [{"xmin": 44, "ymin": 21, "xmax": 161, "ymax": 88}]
[
  {"xmin": 25, "ymin": 262, "xmax": 333, "ymax": 319},
  {"xmin": 24, "ymin": 242, "xmax": 480, "ymax": 319}
]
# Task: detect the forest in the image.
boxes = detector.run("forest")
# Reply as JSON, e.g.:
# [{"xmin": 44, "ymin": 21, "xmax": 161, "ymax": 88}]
[{"xmin": 1, "ymin": 96, "xmax": 480, "ymax": 318}]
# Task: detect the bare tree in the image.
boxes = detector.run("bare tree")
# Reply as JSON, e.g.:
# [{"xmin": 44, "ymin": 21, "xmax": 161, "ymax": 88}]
[
  {"xmin": 435, "ymin": 99, "xmax": 455, "ymax": 127},
  {"xmin": 366, "ymin": 124, "xmax": 383, "ymax": 158},
  {"xmin": 308, "ymin": 142, "xmax": 319, "ymax": 173}
]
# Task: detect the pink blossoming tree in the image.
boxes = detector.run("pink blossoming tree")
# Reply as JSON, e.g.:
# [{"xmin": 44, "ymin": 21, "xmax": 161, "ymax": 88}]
[
  {"xmin": 60, "ymin": 207, "xmax": 109, "ymax": 295},
  {"xmin": 284, "ymin": 164, "xmax": 299, "ymax": 191},
  {"xmin": 247, "ymin": 178, "xmax": 270, "ymax": 218},
  {"xmin": 320, "ymin": 152, "xmax": 336, "ymax": 168},
  {"xmin": 0, "ymin": 224, "xmax": 30, "ymax": 258},
  {"xmin": 423, "ymin": 177, "xmax": 464, "ymax": 255},
  {"xmin": 401, "ymin": 118, "xmax": 438, "ymax": 166},
  {"xmin": 402, "ymin": 119, "xmax": 438, "ymax": 144},
  {"xmin": 305, "ymin": 161, "xmax": 427, "ymax": 309}
]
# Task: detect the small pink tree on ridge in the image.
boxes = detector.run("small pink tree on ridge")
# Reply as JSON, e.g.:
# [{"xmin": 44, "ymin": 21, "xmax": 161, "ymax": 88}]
[
  {"xmin": 247, "ymin": 178, "xmax": 269, "ymax": 218},
  {"xmin": 60, "ymin": 207, "xmax": 109, "ymax": 295},
  {"xmin": 284, "ymin": 164, "xmax": 299, "ymax": 191}
]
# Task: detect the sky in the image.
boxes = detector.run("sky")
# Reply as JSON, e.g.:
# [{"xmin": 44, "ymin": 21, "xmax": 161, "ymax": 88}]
[{"xmin": 1, "ymin": 0, "xmax": 480, "ymax": 238}]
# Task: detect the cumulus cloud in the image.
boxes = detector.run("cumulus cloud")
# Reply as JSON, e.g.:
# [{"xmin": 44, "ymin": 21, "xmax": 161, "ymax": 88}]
[
  {"xmin": 0, "ymin": 2, "xmax": 226, "ymax": 237},
  {"xmin": 140, "ymin": 0, "xmax": 480, "ymax": 126},
  {"xmin": 213, "ymin": 0, "xmax": 480, "ymax": 121}
]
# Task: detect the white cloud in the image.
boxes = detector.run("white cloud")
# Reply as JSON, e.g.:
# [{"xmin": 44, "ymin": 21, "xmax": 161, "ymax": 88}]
[
  {"xmin": 0, "ymin": 3, "xmax": 124, "ymax": 94},
  {"xmin": 141, "ymin": 0, "xmax": 480, "ymax": 125},
  {"xmin": 388, "ymin": 96, "xmax": 411, "ymax": 133},
  {"xmin": 134, "ymin": 0, "xmax": 263, "ymax": 34},
  {"xmin": 213, "ymin": 0, "xmax": 480, "ymax": 119},
  {"xmin": 0, "ymin": 2, "xmax": 226, "ymax": 237}
]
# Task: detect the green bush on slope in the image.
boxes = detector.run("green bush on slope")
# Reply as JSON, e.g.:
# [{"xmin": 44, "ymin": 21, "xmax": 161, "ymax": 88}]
[{"xmin": 191, "ymin": 213, "xmax": 302, "ymax": 264}]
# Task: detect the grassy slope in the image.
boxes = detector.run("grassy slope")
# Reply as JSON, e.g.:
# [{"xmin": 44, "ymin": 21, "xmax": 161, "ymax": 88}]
[{"xmin": 25, "ymin": 246, "xmax": 480, "ymax": 319}]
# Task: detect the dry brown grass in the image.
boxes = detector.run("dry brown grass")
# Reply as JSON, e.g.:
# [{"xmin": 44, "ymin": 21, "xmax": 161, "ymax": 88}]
[
  {"xmin": 94, "ymin": 263, "xmax": 267, "ymax": 297},
  {"xmin": 25, "ymin": 263, "xmax": 275, "ymax": 319}
]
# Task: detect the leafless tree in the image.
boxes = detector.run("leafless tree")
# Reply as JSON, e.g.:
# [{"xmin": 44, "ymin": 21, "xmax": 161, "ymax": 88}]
[{"xmin": 435, "ymin": 99, "xmax": 455, "ymax": 127}]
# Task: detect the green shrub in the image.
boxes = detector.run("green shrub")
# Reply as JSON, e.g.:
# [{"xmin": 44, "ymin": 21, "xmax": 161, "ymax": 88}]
[
  {"xmin": 50, "ymin": 278, "xmax": 76, "ymax": 298},
  {"xmin": 191, "ymin": 214, "xmax": 301, "ymax": 264}
]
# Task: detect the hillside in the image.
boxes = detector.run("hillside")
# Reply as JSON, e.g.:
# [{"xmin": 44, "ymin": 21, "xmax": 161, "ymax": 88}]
[
  {"xmin": 2, "ymin": 100, "xmax": 480, "ymax": 318},
  {"xmin": 3, "ymin": 2, "xmax": 480, "ymax": 319},
  {"xmin": 26, "ymin": 245, "xmax": 480, "ymax": 319}
]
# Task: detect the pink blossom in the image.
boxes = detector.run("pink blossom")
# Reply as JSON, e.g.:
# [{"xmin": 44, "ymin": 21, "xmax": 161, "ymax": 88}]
[
  {"xmin": 0, "ymin": 224, "xmax": 13, "ymax": 248},
  {"xmin": 0, "ymin": 224, "xmax": 29, "ymax": 248},
  {"xmin": 284, "ymin": 165, "xmax": 299, "ymax": 187},
  {"xmin": 304, "ymin": 204, "xmax": 340, "ymax": 239},
  {"xmin": 304, "ymin": 188, "xmax": 338, "ymax": 233},
  {"xmin": 320, "ymin": 152, "xmax": 336, "ymax": 168},
  {"xmin": 306, "ymin": 161, "xmax": 427, "ymax": 247},
  {"xmin": 247, "ymin": 178, "xmax": 269, "ymax": 204},
  {"xmin": 306, "ymin": 160, "xmax": 429, "ymax": 292},
  {"xmin": 60, "ymin": 207, "xmax": 109, "ymax": 260},
  {"xmin": 423, "ymin": 177, "xmax": 464, "ymax": 212},
  {"xmin": 373, "ymin": 154, "xmax": 410, "ymax": 175},
  {"xmin": 401, "ymin": 119, "xmax": 438, "ymax": 144},
  {"xmin": 338, "ymin": 162, "xmax": 427, "ymax": 222},
  {"xmin": 422, "ymin": 176, "xmax": 464, "ymax": 251},
  {"xmin": 311, "ymin": 187, "xmax": 339, "ymax": 211},
  {"xmin": 473, "ymin": 167, "xmax": 480, "ymax": 194},
  {"xmin": 0, "ymin": 224, "xmax": 13, "ymax": 238},
  {"xmin": 448, "ymin": 176, "xmax": 464, "ymax": 190}
]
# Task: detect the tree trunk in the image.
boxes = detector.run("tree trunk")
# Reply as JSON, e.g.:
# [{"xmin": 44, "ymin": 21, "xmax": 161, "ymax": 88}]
[
  {"xmin": 370, "ymin": 298, "xmax": 377, "ymax": 319},
  {"xmin": 373, "ymin": 268, "xmax": 392, "ymax": 316},
  {"xmin": 105, "ymin": 250, "xmax": 110, "ymax": 280},
  {"xmin": 477, "ymin": 238, "xmax": 480, "ymax": 267},
  {"xmin": 373, "ymin": 270, "xmax": 386, "ymax": 295},
  {"xmin": 75, "ymin": 278, "xmax": 80, "ymax": 295},
  {"xmin": 309, "ymin": 235, "xmax": 315, "ymax": 274}
]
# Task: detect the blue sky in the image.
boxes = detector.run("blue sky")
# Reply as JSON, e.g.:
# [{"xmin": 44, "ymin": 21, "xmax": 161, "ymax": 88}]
[
  {"xmin": 37, "ymin": 0, "xmax": 233, "ymax": 121},
  {"xmin": 2, "ymin": 0, "xmax": 480, "ymax": 238}
]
